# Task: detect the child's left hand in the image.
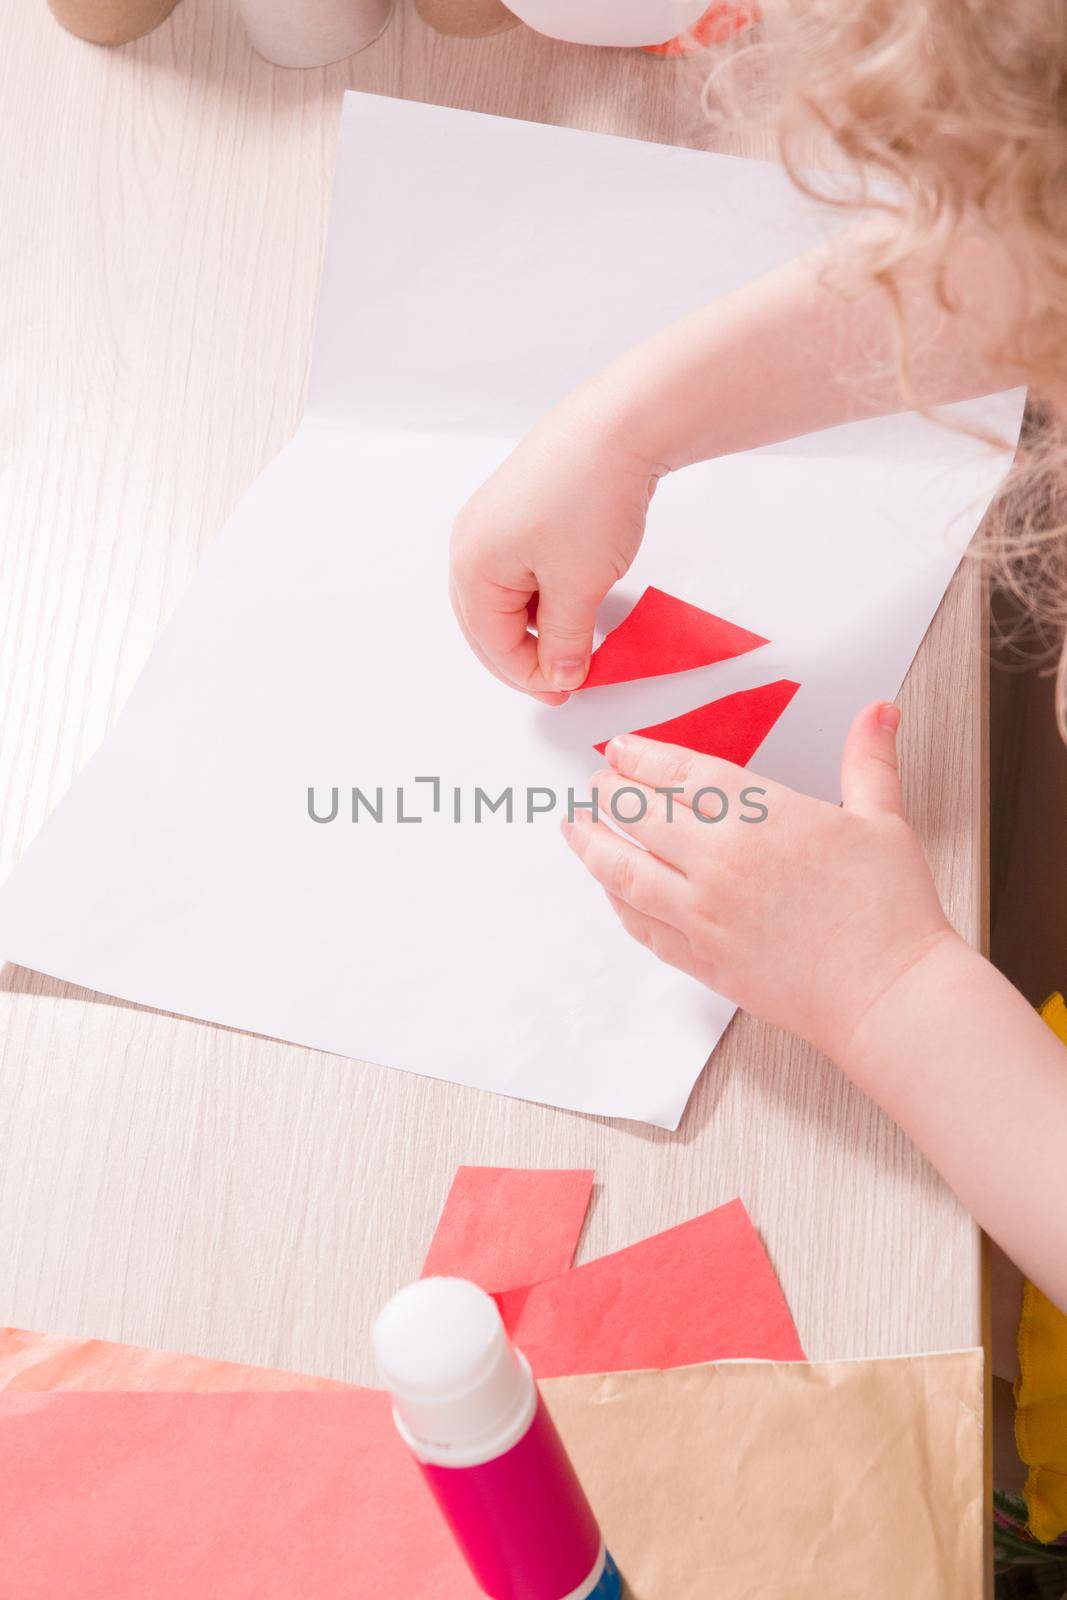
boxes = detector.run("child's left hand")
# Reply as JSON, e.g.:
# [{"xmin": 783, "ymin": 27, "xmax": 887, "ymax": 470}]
[{"xmin": 561, "ymin": 701, "xmax": 959, "ymax": 1068}]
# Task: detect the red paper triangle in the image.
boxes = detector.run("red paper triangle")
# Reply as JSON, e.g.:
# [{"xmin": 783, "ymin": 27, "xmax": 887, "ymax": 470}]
[
  {"xmin": 594, "ymin": 679, "xmax": 800, "ymax": 763},
  {"xmin": 581, "ymin": 586, "xmax": 767, "ymax": 690}
]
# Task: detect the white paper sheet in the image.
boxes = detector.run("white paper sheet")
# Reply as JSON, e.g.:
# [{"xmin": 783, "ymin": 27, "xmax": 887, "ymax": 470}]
[{"xmin": 0, "ymin": 95, "xmax": 1024, "ymax": 1128}]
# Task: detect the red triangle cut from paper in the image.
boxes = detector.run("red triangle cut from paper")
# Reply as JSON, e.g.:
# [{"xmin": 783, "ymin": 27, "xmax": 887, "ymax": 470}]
[
  {"xmin": 594, "ymin": 679, "xmax": 800, "ymax": 763},
  {"xmin": 581, "ymin": 586, "xmax": 768, "ymax": 690}
]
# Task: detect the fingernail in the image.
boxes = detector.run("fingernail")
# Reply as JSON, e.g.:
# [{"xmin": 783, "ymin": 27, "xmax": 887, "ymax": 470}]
[
  {"xmin": 550, "ymin": 660, "xmax": 586, "ymax": 690},
  {"xmin": 877, "ymin": 702, "xmax": 900, "ymax": 733},
  {"xmin": 605, "ymin": 735, "xmax": 629, "ymax": 766}
]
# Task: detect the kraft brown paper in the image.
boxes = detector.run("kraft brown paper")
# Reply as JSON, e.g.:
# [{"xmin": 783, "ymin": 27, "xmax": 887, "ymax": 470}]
[
  {"xmin": 548, "ymin": 1352, "xmax": 985, "ymax": 1599},
  {"xmin": 46, "ymin": 0, "xmax": 179, "ymax": 45},
  {"xmin": 415, "ymin": 0, "xmax": 520, "ymax": 36},
  {"xmin": 0, "ymin": 1329, "xmax": 982, "ymax": 1594}
]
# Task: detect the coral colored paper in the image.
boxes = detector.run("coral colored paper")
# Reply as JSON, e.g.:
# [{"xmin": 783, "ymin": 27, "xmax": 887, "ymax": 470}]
[
  {"xmin": 421, "ymin": 1166, "xmax": 594, "ymax": 1293},
  {"xmin": 497, "ymin": 1198, "xmax": 804, "ymax": 1377},
  {"xmin": 594, "ymin": 678, "xmax": 801, "ymax": 760},
  {"xmin": 0, "ymin": 1354, "xmax": 983, "ymax": 1598},
  {"xmin": 0, "ymin": 1389, "xmax": 463, "ymax": 1598},
  {"xmin": 0, "ymin": 1327, "xmax": 346, "ymax": 1393},
  {"xmin": 581, "ymin": 586, "xmax": 767, "ymax": 690}
]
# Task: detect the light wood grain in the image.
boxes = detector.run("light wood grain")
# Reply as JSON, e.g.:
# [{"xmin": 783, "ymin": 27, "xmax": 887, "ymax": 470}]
[{"xmin": 0, "ymin": 0, "xmax": 982, "ymax": 1385}]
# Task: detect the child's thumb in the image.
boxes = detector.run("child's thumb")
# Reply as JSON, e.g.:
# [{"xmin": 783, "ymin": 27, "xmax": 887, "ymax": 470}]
[
  {"xmin": 535, "ymin": 582, "xmax": 600, "ymax": 692},
  {"xmin": 840, "ymin": 701, "xmax": 904, "ymax": 817}
]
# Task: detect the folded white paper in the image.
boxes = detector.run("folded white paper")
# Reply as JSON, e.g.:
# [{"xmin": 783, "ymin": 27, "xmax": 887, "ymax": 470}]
[{"xmin": 0, "ymin": 95, "xmax": 1024, "ymax": 1127}]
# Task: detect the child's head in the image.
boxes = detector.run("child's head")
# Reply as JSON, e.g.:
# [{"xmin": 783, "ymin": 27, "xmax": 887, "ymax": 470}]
[
  {"xmin": 769, "ymin": 0, "xmax": 1066, "ymax": 395},
  {"xmin": 724, "ymin": 1, "xmax": 1067, "ymax": 709}
]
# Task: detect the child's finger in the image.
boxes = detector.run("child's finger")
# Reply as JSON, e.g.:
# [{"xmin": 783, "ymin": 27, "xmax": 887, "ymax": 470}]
[
  {"xmin": 603, "ymin": 733, "xmax": 780, "ymax": 811},
  {"xmin": 561, "ymin": 809, "xmax": 689, "ymax": 923},
  {"xmin": 840, "ymin": 701, "xmax": 904, "ymax": 817},
  {"xmin": 604, "ymin": 894, "xmax": 717, "ymax": 986},
  {"xmin": 587, "ymin": 768, "xmax": 697, "ymax": 871},
  {"xmin": 533, "ymin": 574, "xmax": 602, "ymax": 692},
  {"xmin": 449, "ymin": 575, "xmax": 569, "ymax": 704}
]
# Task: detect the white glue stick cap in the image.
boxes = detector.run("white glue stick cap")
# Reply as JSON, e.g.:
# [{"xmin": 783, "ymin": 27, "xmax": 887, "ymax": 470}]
[{"xmin": 373, "ymin": 1277, "xmax": 535, "ymax": 1462}]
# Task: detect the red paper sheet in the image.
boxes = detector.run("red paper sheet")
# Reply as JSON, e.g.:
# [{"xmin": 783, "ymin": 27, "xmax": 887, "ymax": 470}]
[
  {"xmin": 497, "ymin": 1199, "xmax": 804, "ymax": 1377},
  {"xmin": 581, "ymin": 587, "xmax": 767, "ymax": 690},
  {"xmin": 594, "ymin": 679, "xmax": 800, "ymax": 761},
  {"xmin": 421, "ymin": 1166, "xmax": 594, "ymax": 1293}
]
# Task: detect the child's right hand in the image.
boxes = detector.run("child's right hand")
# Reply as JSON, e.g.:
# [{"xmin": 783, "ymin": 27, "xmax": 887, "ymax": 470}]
[{"xmin": 449, "ymin": 382, "xmax": 664, "ymax": 703}]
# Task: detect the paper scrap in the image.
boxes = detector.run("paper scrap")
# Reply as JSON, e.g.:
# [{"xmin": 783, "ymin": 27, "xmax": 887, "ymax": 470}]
[
  {"xmin": 594, "ymin": 678, "xmax": 800, "ymax": 761},
  {"xmin": 642, "ymin": 0, "xmax": 758, "ymax": 56},
  {"xmin": 0, "ymin": 95, "xmax": 1025, "ymax": 1128},
  {"xmin": 498, "ymin": 1198, "xmax": 804, "ymax": 1376},
  {"xmin": 581, "ymin": 586, "xmax": 767, "ymax": 690},
  {"xmin": 421, "ymin": 1166, "xmax": 594, "ymax": 1293},
  {"xmin": 0, "ymin": 1352, "xmax": 983, "ymax": 1598}
]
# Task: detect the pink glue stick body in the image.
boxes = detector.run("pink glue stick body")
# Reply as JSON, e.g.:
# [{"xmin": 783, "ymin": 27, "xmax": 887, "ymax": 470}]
[{"xmin": 373, "ymin": 1277, "xmax": 622, "ymax": 1600}]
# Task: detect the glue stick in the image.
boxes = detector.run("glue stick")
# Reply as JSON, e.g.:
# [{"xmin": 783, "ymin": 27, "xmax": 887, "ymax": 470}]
[{"xmin": 373, "ymin": 1277, "xmax": 622, "ymax": 1600}]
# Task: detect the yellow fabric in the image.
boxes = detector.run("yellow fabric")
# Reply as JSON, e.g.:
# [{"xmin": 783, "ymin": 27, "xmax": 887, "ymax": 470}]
[
  {"xmin": 1038, "ymin": 990, "xmax": 1067, "ymax": 1048},
  {"xmin": 1014, "ymin": 992, "xmax": 1067, "ymax": 1543}
]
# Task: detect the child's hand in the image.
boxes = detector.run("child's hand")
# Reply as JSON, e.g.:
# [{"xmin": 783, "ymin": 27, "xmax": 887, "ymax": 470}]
[
  {"xmin": 450, "ymin": 383, "xmax": 663, "ymax": 704},
  {"xmin": 561, "ymin": 701, "xmax": 958, "ymax": 1067}
]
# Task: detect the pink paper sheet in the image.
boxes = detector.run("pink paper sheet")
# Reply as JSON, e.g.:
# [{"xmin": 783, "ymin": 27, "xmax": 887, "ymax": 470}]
[
  {"xmin": 421, "ymin": 1166, "xmax": 594, "ymax": 1292},
  {"xmin": 0, "ymin": 1389, "xmax": 474, "ymax": 1598}
]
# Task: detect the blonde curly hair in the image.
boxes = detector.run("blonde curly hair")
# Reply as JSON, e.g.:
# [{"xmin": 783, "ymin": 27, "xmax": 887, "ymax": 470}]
[{"xmin": 712, "ymin": 0, "xmax": 1067, "ymax": 718}]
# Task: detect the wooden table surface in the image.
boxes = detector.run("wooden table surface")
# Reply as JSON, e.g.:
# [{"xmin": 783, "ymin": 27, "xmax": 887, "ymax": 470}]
[{"xmin": 0, "ymin": 0, "xmax": 984, "ymax": 1385}]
